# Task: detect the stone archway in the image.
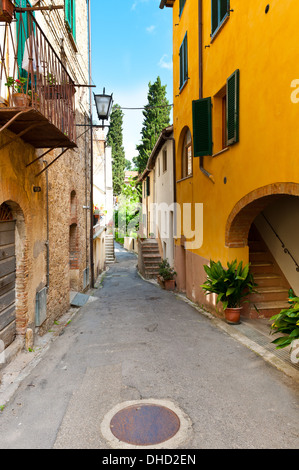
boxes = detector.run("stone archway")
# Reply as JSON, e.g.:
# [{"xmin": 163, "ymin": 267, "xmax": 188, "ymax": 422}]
[{"xmin": 225, "ymin": 183, "xmax": 299, "ymax": 248}]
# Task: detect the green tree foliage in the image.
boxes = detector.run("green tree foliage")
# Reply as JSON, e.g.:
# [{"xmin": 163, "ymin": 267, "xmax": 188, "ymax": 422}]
[
  {"xmin": 134, "ymin": 76, "xmax": 171, "ymax": 174},
  {"xmin": 114, "ymin": 177, "xmax": 141, "ymax": 240},
  {"xmin": 106, "ymin": 104, "xmax": 126, "ymax": 196}
]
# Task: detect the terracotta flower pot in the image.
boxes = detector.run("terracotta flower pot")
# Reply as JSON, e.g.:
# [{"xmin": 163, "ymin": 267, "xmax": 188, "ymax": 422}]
[
  {"xmin": 0, "ymin": 0, "xmax": 14, "ymax": 23},
  {"xmin": 225, "ymin": 307, "xmax": 242, "ymax": 325},
  {"xmin": 13, "ymin": 92, "xmax": 30, "ymax": 107},
  {"xmin": 164, "ymin": 279, "xmax": 176, "ymax": 291}
]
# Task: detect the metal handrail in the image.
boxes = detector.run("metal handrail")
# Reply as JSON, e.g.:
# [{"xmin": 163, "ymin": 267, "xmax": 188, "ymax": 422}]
[
  {"xmin": 261, "ymin": 213, "xmax": 299, "ymax": 272},
  {"xmin": 0, "ymin": 10, "xmax": 76, "ymax": 144}
]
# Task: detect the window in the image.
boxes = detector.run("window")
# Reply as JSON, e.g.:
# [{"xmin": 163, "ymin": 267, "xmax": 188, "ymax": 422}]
[
  {"xmin": 182, "ymin": 128, "xmax": 192, "ymax": 178},
  {"xmin": 162, "ymin": 148, "xmax": 167, "ymax": 173},
  {"xmin": 179, "ymin": 33, "xmax": 188, "ymax": 90},
  {"xmin": 65, "ymin": 0, "xmax": 76, "ymax": 41},
  {"xmin": 211, "ymin": 0, "xmax": 230, "ymax": 37},
  {"xmin": 179, "ymin": 0, "xmax": 186, "ymax": 16},
  {"xmin": 192, "ymin": 69, "xmax": 239, "ymax": 157}
]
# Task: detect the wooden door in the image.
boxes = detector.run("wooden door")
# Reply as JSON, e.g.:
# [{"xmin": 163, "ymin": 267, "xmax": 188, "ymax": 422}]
[{"xmin": 0, "ymin": 204, "xmax": 16, "ymax": 348}]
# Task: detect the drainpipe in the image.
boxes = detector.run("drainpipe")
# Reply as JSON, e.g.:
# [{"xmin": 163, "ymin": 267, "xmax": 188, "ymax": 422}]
[
  {"xmin": 44, "ymin": 160, "xmax": 49, "ymax": 290},
  {"xmin": 198, "ymin": 0, "xmax": 215, "ymax": 183},
  {"xmin": 87, "ymin": 0, "xmax": 94, "ymax": 288}
]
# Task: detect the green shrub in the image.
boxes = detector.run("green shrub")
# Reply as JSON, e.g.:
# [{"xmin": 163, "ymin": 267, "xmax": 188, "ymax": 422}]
[
  {"xmin": 201, "ymin": 259, "xmax": 257, "ymax": 310},
  {"xmin": 270, "ymin": 290, "xmax": 299, "ymax": 349},
  {"xmin": 158, "ymin": 259, "xmax": 176, "ymax": 281}
]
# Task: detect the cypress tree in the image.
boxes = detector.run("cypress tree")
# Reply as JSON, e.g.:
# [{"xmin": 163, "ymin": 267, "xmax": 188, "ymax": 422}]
[
  {"xmin": 134, "ymin": 76, "xmax": 171, "ymax": 174},
  {"xmin": 106, "ymin": 104, "xmax": 126, "ymax": 196}
]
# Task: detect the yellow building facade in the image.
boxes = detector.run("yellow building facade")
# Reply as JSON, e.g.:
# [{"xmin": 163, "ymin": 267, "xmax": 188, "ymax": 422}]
[{"xmin": 160, "ymin": 0, "xmax": 299, "ymax": 318}]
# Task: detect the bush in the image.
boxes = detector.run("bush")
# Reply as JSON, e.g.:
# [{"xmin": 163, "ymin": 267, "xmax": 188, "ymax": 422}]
[
  {"xmin": 158, "ymin": 259, "xmax": 176, "ymax": 281},
  {"xmin": 270, "ymin": 290, "xmax": 299, "ymax": 349},
  {"xmin": 201, "ymin": 259, "xmax": 257, "ymax": 310}
]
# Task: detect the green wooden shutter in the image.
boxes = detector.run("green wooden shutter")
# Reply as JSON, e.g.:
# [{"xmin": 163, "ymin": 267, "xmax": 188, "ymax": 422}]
[
  {"xmin": 226, "ymin": 69, "xmax": 239, "ymax": 146},
  {"xmin": 184, "ymin": 34, "xmax": 188, "ymax": 83},
  {"xmin": 211, "ymin": 0, "xmax": 218, "ymax": 35},
  {"xmin": 65, "ymin": 0, "xmax": 76, "ymax": 40},
  {"xmin": 220, "ymin": 0, "xmax": 229, "ymax": 22},
  {"xmin": 179, "ymin": 0, "xmax": 186, "ymax": 16},
  {"xmin": 192, "ymin": 97, "xmax": 213, "ymax": 157},
  {"xmin": 179, "ymin": 42, "xmax": 183, "ymax": 89},
  {"xmin": 16, "ymin": 0, "xmax": 33, "ymax": 75},
  {"xmin": 179, "ymin": 34, "xmax": 188, "ymax": 90}
]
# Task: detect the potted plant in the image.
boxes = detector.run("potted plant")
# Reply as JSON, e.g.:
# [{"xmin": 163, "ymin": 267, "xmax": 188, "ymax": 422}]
[
  {"xmin": 5, "ymin": 76, "xmax": 31, "ymax": 107},
  {"xmin": 0, "ymin": 0, "xmax": 15, "ymax": 23},
  {"xmin": 201, "ymin": 259, "xmax": 257, "ymax": 324},
  {"xmin": 270, "ymin": 289, "xmax": 299, "ymax": 351},
  {"xmin": 158, "ymin": 259, "xmax": 177, "ymax": 291},
  {"xmin": 93, "ymin": 205, "xmax": 100, "ymax": 225}
]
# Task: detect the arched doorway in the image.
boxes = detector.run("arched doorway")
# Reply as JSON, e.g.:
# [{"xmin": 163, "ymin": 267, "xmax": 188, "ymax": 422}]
[
  {"xmin": 0, "ymin": 203, "xmax": 16, "ymax": 348},
  {"xmin": 225, "ymin": 184, "xmax": 299, "ymax": 319}
]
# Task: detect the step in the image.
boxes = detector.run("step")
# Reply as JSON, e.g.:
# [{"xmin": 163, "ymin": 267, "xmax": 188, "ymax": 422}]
[
  {"xmin": 253, "ymin": 273, "xmax": 288, "ymax": 288},
  {"xmin": 143, "ymin": 253, "xmax": 161, "ymax": 258},
  {"xmin": 248, "ymin": 240, "xmax": 266, "ymax": 252},
  {"xmin": 250, "ymin": 262, "xmax": 276, "ymax": 274},
  {"xmin": 250, "ymin": 287, "xmax": 289, "ymax": 303},
  {"xmin": 144, "ymin": 271, "xmax": 159, "ymax": 277},
  {"xmin": 249, "ymin": 251, "xmax": 269, "ymax": 262},
  {"xmin": 142, "ymin": 248, "xmax": 159, "ymax": 252},
  {"xmin": 250, "ymin": 301, "xmax": 289, "ymax": 319}
]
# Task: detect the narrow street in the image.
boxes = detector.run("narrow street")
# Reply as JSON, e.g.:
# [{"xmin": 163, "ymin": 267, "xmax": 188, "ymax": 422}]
[{"xmin": 0, "ymin": 244, "xmax": 298, "ymax": 449}]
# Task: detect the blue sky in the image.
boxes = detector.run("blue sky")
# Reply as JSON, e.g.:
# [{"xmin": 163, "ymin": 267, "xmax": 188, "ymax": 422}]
[{"xmin": 90, "ymin": 0, "xmax": 173, "ymax": 161}]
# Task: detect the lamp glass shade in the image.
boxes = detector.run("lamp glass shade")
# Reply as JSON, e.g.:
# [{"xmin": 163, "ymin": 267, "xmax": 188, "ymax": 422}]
[{"xmin": 94, "ymin": 94, "xmax": 113, "ymax": 121}]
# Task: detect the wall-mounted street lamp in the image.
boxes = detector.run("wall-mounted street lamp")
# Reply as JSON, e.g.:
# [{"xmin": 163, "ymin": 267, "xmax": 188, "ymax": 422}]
[{"xmin": 94, "ymin": 89, "xmax": 113, "ymax": 127}]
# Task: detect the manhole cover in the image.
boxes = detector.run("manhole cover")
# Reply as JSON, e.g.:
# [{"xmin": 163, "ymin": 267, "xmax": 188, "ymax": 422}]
[{"xmin": 109, "ymin": 404, "xmax": 181, "ymax": 446}]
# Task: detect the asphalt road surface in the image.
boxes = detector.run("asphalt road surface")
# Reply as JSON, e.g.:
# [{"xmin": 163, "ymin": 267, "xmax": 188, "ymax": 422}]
[{"xmin": 0, "ymin": 244, "xmax": 298, "ymax": 449}]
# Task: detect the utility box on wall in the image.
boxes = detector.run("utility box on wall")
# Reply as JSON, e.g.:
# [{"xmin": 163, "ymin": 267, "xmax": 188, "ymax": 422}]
[{"xmin": 35, "ymin": 287, "xmax": 47, "ymax": 327}]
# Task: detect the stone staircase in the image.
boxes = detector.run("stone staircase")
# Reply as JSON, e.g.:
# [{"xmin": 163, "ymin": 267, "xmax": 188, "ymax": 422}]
[
  {"xmin": 247, "ymin": 225, "xmax": 290, "ymax": 319},
  {"xmin": 105, "ymin": 234, "xmax": 115, "ymax": 264},
  {"xmin": 138, "ymin": 239, "xmax": 161, "ymax": 279}
]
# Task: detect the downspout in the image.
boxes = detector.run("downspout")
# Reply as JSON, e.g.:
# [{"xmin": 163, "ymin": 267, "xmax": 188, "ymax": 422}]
[
  {"xmin": 87, "ymin": 0, "xmax": 94, "ymax": 288},
  {"xmin": 43, "ymin": 160, "xmax": 49, "ymax": 290},
  {"xmin": 198, "ymin": 0, "xmax": 215, "ymax": 183}
]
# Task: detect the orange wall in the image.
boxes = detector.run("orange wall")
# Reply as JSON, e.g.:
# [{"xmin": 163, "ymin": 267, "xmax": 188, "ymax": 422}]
[{"xmin": 171, "ymin": 0, "xmax": 299, "ymax": 265}]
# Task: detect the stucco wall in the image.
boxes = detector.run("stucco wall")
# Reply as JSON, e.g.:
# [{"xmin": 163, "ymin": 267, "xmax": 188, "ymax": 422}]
[{"xmin": 0, "ymin": 0, "xmax": 91, "ymax": 345}]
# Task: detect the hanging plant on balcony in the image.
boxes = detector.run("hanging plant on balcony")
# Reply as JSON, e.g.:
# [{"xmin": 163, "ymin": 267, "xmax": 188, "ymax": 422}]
[
  {"xmin": 0, "ymin": 0, "xmax": 15, "ymax": 24},
  {"xmin": 5, "ymin": 76, "xmax": 31, "ymax": 107}
]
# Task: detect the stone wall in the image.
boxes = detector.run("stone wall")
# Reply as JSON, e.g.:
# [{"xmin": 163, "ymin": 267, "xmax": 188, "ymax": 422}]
[{"xmin": 0, "ymin": 0, "xmax": 91, "ymax": 344}]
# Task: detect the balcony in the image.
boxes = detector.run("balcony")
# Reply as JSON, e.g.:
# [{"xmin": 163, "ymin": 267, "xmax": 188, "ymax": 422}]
[{"xmin": 0, "ymin": 8, "xmax": 76, "ymax": 149}]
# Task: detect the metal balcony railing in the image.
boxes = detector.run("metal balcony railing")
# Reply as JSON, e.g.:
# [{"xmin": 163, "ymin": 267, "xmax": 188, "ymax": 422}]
[{"xmin": 0, "ymin": 8, "xmax": 76, "ymax": 148}]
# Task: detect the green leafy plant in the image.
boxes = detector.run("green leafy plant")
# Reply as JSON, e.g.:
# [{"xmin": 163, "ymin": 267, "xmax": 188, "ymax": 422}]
[
  {"xmin": 159, "ymin": 259, "xmax": 176, "ymax": 281},
  {"xmin": 5, "ymin": 76, "xmax": 28, "ymax": 94},
  {"xmin": 201, "ymin": 259, "xmax": 257, "ymax": 310},
  {"xmin": 270, "ymin": 289, "xmax": 299, "ymax": 349}
]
